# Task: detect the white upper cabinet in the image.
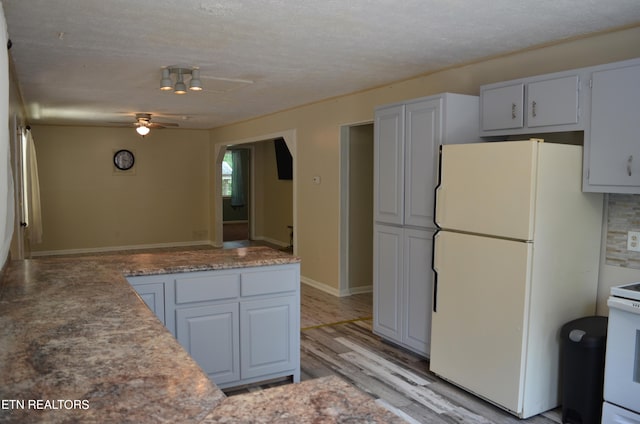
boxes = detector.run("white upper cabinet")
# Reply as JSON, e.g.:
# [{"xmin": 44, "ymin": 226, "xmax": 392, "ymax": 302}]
[
  {"xmin": 584, "ymin": 58, "xmax": 640, "ymax": 193},
  {"xmin": 374, "ymin": 93, "xmax": 479, "ymax": 228},
  {"xmin": 527, "ymin": 75, "xmax": 579, "ymax": 128},
  {"xmin": 480, "ymin": 71, "xmax": 583, "ymax": 136},
  {"xmin": 374, "ymin": 104, "xmax": 405, "ymax": 226},
  {"xmin": 404, "ymin": 99, "xmax": 440, "ymax": 228},
  {"xmin": 481, "ymin": 83, "xmax": 525, "ymax": 131}
]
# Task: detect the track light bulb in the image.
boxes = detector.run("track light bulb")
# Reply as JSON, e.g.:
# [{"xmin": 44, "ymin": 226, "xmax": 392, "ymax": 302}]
[
  {"xmin": 174, "ymin": 72, "xmax": 187, "ymax": 94},
  {"xmin": 160, "ymin": 68, "xmax": 173, "ymax": 91},
  {"xmin": 189, "ymin": 69, "xmax": 203, "ymax": 91}
]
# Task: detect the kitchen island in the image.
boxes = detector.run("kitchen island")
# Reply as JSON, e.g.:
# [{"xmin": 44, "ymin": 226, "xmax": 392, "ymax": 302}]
[{"xmin": 0, "ymin": 247, "xmax": 403, "ymax": 423}]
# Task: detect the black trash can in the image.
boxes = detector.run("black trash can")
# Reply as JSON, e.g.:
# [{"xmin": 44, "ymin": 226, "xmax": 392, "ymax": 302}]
[{"xmin": 560, "ymin": 316, "xmax": 608, "ymax": 424}]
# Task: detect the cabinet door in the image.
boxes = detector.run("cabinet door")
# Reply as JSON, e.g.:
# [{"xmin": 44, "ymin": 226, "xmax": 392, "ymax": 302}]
[
  {"xmin": 481, "ymin": 83, "xmax": 524, "ymax": 131},
  {"xmin": 373, "ymin": 224, "xmax": 403, "ymax": 342},
  {"xmin": 527, "ymin": 75, "xmax": 579, "ymax": 128},
  {"xmin": 404, "ymin": 99, "xmax": 440, "ymax": 228},
  {"xmin": 402, "ymin": 228, "xmax": 434, "ymax": 356},
  {"xmin": 240, "ymin": 296, "xmax": 297, "ymax": 380},
  {"xmin": 588, "ymin": 63, "xmax": 640, "ymax": 189},
  {"xmin": 374, "ymin": 105, "xmax": 405, "ymax": 225},
  {"xmin": 132, "ymin": 282, "xmax": 165, "ymax": 325},
  {"xmin": 176, "ymin": 303, "xmax": 240, "ymax": 385}
]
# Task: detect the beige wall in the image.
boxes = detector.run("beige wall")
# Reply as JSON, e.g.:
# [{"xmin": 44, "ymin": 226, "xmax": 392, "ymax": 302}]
[
  {"xmin": 260, "ymin": 140, "xmax": 293, "ymax": 245},
  {"xmin": 30, "ymin": 125, "xmax": 211, "ymax": 253},
  {"xmin": 209, "ymin": 26, "xmax": 640, "ymax": 294},
  {"xmin": 250, "ymin": 140, "xmax": 293, "ymax": 246}
]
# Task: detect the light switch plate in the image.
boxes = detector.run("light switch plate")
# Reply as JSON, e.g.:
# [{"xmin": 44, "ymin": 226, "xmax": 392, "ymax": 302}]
[{"xmin": 628, "ymin": 231, "xmax": 640, "ymax": 252}]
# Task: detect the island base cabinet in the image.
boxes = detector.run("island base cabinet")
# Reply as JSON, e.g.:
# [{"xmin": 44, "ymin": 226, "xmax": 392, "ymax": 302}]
[
  {"xmin": 176, "ymin": 303, "xmax": 240, "ymax": 385},
  {"xmin": 240, "ymin": 296, "xmax": 299, "ymax": 382}
]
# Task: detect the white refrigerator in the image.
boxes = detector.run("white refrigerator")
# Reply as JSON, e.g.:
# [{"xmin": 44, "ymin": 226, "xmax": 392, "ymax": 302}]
[{"xmin": 431, "ymin": 140, "xmax": 603, "ymax": 418}]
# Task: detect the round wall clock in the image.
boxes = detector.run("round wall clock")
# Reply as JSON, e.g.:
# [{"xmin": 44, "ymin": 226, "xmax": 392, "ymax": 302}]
[{"xmin": 114, "ymin": 149, "xmax": 135, "ymax": 171}]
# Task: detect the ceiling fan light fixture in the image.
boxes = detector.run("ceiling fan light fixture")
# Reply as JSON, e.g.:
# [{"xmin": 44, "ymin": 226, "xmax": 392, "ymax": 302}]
[{"xmin": 136, "ymin": 125, "xmax": 150, "ymax": 136}]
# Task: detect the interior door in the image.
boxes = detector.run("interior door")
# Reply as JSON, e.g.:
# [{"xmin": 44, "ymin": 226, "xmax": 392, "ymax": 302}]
[
  {"xmin": 431, "ymin": 230, "xmax": 531, "ymax": 413},
  {"xmin": 435, "ymin": 140, "xmax": 538, "ymax": 241}
]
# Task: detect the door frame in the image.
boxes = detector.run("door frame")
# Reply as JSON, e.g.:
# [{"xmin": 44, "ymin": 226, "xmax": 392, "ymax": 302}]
[
  {"xmin": 213, "ymin": 129, "xmax": 297, "ymax": 251},
  {"xmin": 11, "ymin": 118, "xmax": 25, "ymax": 259}
]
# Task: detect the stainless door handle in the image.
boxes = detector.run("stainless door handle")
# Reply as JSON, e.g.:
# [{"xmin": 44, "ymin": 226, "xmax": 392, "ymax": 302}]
[{"xmin": 628, "ymin": 155, "xmax": 633, "ymax": 177}]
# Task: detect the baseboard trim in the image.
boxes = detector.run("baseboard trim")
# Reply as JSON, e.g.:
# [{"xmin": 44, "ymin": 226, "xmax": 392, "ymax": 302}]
[
  {"xmin": 301, "ymin": 276, "xmax": 342, "ymax": 297},
  {"xmin": 346, "ymin": 285, "xmax": 373, "ymax": 295},
  {"xmin": 252, "ymin": 236, "xmax": 288, "ymax": 248},
  {"xmin": 301, "ymin": 277, "xmax": 372, "ymax": 297},
  {"xmin": 30, "ymin": 240, "xmax": 214, "ymax": 257}
]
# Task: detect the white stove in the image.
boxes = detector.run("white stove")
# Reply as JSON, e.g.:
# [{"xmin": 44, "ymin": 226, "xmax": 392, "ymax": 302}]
[
  {"xmin": 602, "ymin": 282, "xmax": 640, "ymax": 424},
  {"xmin": 610, "ymin": 282, "xmax": 640, "ymax": 301}
]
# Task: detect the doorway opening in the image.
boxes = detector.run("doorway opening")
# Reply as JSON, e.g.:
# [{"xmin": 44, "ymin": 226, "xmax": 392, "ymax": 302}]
[
  {"xmin": 222, "ymin": 148, "xmax": 251, "ymax": 243},
  {"xmin": 214, "ymin": 129, "xmax": 297, "ymax": 252},
  {"xmin": 339, "ymin": 121, "xmax": 374, "ymax": 296}
]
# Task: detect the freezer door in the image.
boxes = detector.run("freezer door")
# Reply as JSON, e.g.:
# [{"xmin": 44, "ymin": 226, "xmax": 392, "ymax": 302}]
[
  {"xmin": 435, "ymin": 140, "xmax": 537, "ymax": 241},
  {"xmin": 431, "ymin": 230, "xmax": 531, "ymax": 415}
]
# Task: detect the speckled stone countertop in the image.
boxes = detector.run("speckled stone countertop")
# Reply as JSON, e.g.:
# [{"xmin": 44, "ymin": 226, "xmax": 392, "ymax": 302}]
[
  {"xmin": 0, "ymin": 247, "xmax": 403, "ymax": 423},
  {"xmin": 203, "ymin": 375, "xmax": 405, "ymax": 423}
]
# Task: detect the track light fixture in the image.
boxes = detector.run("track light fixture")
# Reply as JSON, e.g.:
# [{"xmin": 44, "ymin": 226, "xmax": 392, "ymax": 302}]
[{"xmin": 160, "ymin": 67, "xmax": 203, "ymax": 94}]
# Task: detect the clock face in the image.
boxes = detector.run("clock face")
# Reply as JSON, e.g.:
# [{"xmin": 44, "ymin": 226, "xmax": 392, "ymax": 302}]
[{"xmin": 114, "ymin": 149, "xmax": 135, "ymax": 171}]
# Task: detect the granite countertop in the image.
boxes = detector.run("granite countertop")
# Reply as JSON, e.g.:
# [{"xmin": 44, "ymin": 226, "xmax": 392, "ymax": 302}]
[
  {"xmin": 0, "ymin": 247, "xmax": 403, "ymax": 423},
  {"xmin": 203, "ymin": 375, "xmax": 405, "ymax": 423}
]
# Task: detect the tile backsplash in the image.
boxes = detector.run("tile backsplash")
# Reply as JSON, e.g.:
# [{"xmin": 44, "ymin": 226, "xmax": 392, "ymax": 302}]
[{"xmin": 606, "ymin": 194, "xmax": 640, "ymax": 269}]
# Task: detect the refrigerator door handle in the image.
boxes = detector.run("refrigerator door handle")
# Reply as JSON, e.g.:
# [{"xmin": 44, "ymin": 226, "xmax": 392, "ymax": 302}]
[
  {"xmin": 433, "ymin": 145, "xmax": 443, "ymax": 229},
  {"xmin": 432, "ymin": 230, "xmax": 440, "ymax": 313}
]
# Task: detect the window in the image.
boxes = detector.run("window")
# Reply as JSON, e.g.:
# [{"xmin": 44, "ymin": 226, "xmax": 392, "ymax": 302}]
[{"xmin": 222, "ymin": 151, "xmax": 233, "ymax": 197}]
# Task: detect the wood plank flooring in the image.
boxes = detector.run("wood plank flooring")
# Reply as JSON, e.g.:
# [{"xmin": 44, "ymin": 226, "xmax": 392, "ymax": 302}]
[
  {"xmin": 225, "ymin": 284, "xmax": 563, "ymax": 424},
  {"xmin": 300, "ymin": 284, "xmax": 372, "ymax": 329}
]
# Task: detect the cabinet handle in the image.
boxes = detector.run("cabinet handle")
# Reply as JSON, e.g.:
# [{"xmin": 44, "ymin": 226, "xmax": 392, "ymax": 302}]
[
  {"xmin": 511, "ymin": 103, "xmax": 516, "ymax": 120},
  {"xmin": 531, "ymin": 101, "xmax": 537, "ymax": 118},
  {"xmin": 628, "ymin": 155, "xmax": 633, "ymax": 176}
]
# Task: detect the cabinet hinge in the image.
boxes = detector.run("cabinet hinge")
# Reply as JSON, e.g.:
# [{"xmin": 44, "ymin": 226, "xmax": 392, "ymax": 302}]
[{"xmin": 589, "ymin": 79, "xmax": 593, "ymax": 89}]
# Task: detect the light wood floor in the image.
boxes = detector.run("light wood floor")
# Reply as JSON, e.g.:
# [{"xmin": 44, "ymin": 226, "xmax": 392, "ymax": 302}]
[
  {"xmin": 226, "ymin": 284, "xmax": 563, "ymax": 424},
  {"xmin": 300, "ymin": 284, "xmax": 372, "ymax": 329}
]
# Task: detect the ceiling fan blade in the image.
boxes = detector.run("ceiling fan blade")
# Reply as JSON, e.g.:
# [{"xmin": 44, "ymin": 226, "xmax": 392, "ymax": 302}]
[{"xmin": 147, "ymin": 122, "xmax": 179, "ymax": 128}]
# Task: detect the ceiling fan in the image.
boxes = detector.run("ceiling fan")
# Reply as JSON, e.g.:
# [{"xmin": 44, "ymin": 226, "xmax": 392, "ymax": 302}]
[{"xmin": 133, "ymin": 113, "xmax": 178, "ymax": 136}]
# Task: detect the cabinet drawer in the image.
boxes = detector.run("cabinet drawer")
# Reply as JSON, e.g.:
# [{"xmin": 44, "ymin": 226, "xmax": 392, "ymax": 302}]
[
  {"xmin": 175, "ymin": 272, "xmax": 240, "ymax": 304},
  {"xmin": 241, "ymin": 267, "xmax": 297, "ymax": 297}
]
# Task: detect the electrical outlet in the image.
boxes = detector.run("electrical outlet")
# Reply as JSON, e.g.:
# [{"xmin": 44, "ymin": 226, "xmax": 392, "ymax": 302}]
[{"xmin": 628, "ymin": 231, "xmax": 640, "ymax": 252}]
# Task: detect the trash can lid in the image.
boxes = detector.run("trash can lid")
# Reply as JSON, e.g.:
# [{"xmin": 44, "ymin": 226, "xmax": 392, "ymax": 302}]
[{"xmin": 561, "ymin": 316, "xmax": 608, "ymax": 347}]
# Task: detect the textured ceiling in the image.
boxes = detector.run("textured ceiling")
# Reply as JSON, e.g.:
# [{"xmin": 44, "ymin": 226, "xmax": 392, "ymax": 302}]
[{"xmin": 3, "ymin": 0, "xmax": 640, "ymax": 129}]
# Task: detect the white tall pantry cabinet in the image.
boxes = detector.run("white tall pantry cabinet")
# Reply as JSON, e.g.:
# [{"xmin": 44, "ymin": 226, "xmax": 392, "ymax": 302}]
[{"xmin": 373, "ymin": 93, "xmax": 479, "ymax": 356}]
